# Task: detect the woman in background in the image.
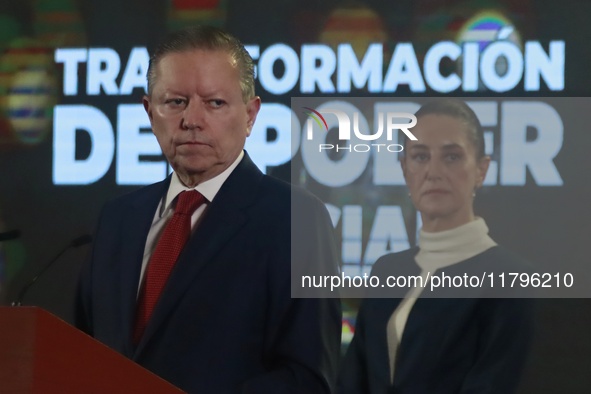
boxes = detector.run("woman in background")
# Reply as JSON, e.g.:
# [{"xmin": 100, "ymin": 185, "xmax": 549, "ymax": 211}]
[{"xmin": 338, "ymin": 99, "xmax": 533, "ymax": 394}]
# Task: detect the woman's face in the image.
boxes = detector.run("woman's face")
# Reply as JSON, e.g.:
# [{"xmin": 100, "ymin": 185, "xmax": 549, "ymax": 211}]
[{"xmin": 402, "ymin": 114, "xmax": 490, "ymax": 231}]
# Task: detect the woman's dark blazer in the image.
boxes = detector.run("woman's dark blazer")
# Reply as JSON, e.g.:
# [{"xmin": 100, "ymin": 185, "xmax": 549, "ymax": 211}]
[{"xmin": 338, "ymin": 246, "xmax": 534, "ymax": 394}]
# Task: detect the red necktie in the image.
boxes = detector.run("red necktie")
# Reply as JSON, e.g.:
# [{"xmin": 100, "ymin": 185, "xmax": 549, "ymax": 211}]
[{"xmin": 133, "ymin": 190, "xmax": 205, "ymax": 344}]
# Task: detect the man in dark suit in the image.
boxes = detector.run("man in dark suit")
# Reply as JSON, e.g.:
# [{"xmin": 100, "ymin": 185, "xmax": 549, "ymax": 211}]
[{"xmin": 76, "ymin": 26, "xmax": 341, "ymax": 393}]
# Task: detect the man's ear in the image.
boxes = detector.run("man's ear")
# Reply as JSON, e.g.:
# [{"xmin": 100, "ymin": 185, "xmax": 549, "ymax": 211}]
[
  {"xmin": 143, "ymin": 95, "xmax": 153, "ymax": 123},
  {"xmin": 245, "ymin": 96, "xmax": 261, "ymax": 137}
]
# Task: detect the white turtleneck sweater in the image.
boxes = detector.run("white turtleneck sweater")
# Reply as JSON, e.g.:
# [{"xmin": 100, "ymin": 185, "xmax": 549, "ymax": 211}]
[{"xmin": 387, "ymin": 217, "xmax": 497, "ymax": 382}]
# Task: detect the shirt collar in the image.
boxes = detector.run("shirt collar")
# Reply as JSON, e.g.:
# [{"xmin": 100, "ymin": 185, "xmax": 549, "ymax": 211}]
[{"xmin": 160, "ymin": 150, "xmax": 244, "ymax": 216}]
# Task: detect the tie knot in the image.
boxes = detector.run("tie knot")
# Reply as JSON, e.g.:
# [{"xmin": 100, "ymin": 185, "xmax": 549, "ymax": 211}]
[{"xmin": 175, "ymin": 190, "xmax": 205, "ymax": 216}]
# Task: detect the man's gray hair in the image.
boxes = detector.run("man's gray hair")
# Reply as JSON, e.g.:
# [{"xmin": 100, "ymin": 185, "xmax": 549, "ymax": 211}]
[{"xmin": 147, "ymin": 25, "xmax": 255, "ymax": 102}]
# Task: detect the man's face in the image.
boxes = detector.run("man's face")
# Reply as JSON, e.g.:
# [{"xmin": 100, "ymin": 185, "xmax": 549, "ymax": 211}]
[{"xmin": 143, "ymin": 49, "xmax": 260, "ymax": 187}]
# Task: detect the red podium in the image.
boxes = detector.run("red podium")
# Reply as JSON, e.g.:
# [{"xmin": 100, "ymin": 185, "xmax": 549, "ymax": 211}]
[{"xmin": 0, "ymin": 307, "xmax": 184, "ymax": 393}]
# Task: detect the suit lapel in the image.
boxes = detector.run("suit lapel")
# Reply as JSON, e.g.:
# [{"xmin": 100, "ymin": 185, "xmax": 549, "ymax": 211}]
[{"xmin": 135, "ymin": 153, "xmax": 264, "ymax": 355}]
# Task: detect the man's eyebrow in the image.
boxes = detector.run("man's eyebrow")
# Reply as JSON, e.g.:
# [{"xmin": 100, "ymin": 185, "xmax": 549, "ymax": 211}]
[{"xmin": 161, "ymin": 89, "xmax": 186, "ymax": 96}]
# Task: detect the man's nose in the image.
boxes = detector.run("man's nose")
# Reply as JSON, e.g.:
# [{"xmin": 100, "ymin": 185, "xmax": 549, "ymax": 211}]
[{"xmin": 182, "ymin": 100, "xmax": 204, "ymax": 130}]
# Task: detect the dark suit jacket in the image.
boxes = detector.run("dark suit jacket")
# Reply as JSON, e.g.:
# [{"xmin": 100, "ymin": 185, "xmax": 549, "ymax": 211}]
[
  {"xmin": 76, "ymin": 152, "xmax": 341, "ymax": 393},
  {"xmin": 338, "ymin": 247, "xmax": 534, "ymax": 394}
]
